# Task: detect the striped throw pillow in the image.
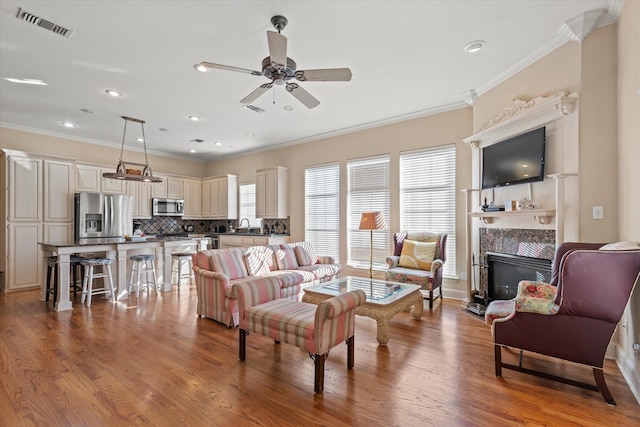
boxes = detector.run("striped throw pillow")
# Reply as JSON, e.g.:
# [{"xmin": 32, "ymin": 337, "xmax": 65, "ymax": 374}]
[
  {"xmin": 276, "ymin": 245, "xmax": 299, "ymax": 270},
  {"xmin": 209, "ymin": 249, "xmax": 248, "ymax": 279},
  {"xmin": 293, "ymin": 241, "xmax": 317, "ymax": 266}
]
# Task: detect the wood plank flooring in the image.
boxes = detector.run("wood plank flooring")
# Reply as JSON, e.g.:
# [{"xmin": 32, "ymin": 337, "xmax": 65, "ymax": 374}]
[{"xmin": 1, "ymin": 282, "xmax": 638, "ymax": 426}]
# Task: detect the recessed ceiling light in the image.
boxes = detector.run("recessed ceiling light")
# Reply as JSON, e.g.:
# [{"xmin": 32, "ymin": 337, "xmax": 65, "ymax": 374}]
[
  {"xmin": 215, "ymin": 142, "xmax": 222, "ymax": 146},
  {"xmin": 193, "ymin": 64, "xmax": 208, "ymax": 72},
  {"xmin": 61, "ymin": 122, "xmax": 75, "ymax": 128},
  {"xmin": 283, "ymin": 106, "xmax": 293, "ymax": 111},
  {"xmin": 189, "ymin": 149, "xmax": 196, "ymax": 153},
  {"xmin": 188, "ymin": 115, "xmax": 200, "ymax": 121},
  {"xmin": 136, "ymin": 138, "xmax": 144, "ymax": 143},
  {"xmin": 464, "ymin": 40, "xmax": 486, "ymax": 53},
  {"xmin": 245, "ymin": 133, "xmax": 254, "ymax": 137},
  {"xmin": 105, "ymin": 89, "xmax": 121, "ymax": 97},
  {"xmin": 3, "ymin": 77, "xmax": 48, "ymax": 85}
]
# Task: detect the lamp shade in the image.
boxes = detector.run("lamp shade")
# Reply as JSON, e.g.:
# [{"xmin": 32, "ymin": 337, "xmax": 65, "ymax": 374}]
[{"xmin": 359, "ymin": 212, "xmax": 387, "ymax": 230}]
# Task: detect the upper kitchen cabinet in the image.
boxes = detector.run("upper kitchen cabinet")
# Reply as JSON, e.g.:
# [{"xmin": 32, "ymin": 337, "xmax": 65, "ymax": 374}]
[
  {"xmin": 75, "ymin": 164, "xmax": 101, "ymax": 192},
  {"xmin": 202, "ymin": 175, "xmax": 237, "ymax": 219},
  {"xmin": 256, "ymin": 166, "xmax": 288, "ymax": 218},
  {"xmin": 44, "ymin": 160, "xmax": 73, "ymax": 222},
  {"xmin": 5, "ymin": 154, "xmax": 42, "ymax": 221},
  {"xmin": 167, "ymin": 177, "xmax": 183, "ymax": 199},
  {"xmin": 183, "ymin": 179, "xmax": 202, "ymax": 218},
  {"xmin": 125, "ymin": 181, "xmax": 152, "ymax": 219},
  {"xmin": 75, "ymin": 164, "xmax": 125, "ymax": 194}
]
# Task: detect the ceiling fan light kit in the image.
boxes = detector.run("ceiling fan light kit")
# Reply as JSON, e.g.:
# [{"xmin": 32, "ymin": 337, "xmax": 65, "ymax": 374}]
[
  {"xmin": 102, "ymin": 116, "xmax": 162, "ymax": 183},
  {"xmin": 197, "ymin": 15, "xmax": 352, "ymax": 109}
]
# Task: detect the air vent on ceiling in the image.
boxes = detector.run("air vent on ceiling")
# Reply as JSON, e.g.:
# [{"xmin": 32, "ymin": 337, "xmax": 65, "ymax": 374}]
[
  {"xmin": 16, "ymin": 8, "xmax": 73, "ymax": 38},
  {"xmin": 190, "ymin": 138, "xmax": 205, "ymax": 143},
  {"xmin": 242, "ymin": 104, "xmax": 266, "ymax": 113}
]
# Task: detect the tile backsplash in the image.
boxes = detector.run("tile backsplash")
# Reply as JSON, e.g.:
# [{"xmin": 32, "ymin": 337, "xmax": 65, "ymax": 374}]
[{"xmin": 134, "ymin": 217, "xmax": 290, "ymax": 235}]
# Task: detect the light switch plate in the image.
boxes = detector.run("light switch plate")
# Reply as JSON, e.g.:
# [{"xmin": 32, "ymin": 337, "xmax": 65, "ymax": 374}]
[{"xmin": 593, "ymin": 206, "xmax": 604, "ymax": 219}]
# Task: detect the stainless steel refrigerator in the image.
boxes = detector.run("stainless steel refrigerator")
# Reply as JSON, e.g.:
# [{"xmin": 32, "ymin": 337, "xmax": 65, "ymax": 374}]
[{"xmin": 74, "ymin": 192, "xmax": 133, "ymax": 240}]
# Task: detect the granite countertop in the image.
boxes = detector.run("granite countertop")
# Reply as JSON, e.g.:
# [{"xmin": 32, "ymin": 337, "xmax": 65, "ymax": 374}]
[{"xmin": 40, "ymin": 235, "xmax": 210, "ymax": 247}]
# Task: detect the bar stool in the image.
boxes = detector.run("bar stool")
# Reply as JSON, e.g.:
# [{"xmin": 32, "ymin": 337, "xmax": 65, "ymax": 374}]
[
  {"xmin": 46, "ymin": 255, "xmax": 85, "ymax": 303},
  {"xmin": 80, "ymin": 258, "xmax": 115, "ymax": 307},
  {"xmin": 128, "ymin": 254, "xmax": 159, "ymax": 297},
  {"xmin": 171, "ymin": 251, "xmax": 195, "ymax": 289}
]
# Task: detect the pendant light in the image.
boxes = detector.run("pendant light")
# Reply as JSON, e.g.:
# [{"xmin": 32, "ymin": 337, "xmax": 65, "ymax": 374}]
[{"xmin": 102, "ymin": 116, "xmax": 162, "ymax": 183}]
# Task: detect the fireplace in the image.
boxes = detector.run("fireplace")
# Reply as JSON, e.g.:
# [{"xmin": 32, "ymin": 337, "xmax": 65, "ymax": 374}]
[{"xmin": 486, "ymin": 252, "xmax": 552, "ymax": 302}]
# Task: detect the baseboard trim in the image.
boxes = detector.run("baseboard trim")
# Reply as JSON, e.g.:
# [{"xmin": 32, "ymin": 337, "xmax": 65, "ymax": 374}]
[{"xmin": 614, "ymin": 342, "xmax": 640, "ymax": 404}]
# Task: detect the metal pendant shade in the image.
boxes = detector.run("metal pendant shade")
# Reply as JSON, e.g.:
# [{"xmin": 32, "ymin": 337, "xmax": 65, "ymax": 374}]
[{"xmin": 102, "ymin": 116, "xmax": 162, "ymax": 183}]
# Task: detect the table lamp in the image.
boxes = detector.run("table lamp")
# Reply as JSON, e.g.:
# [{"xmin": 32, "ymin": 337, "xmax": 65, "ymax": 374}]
[{"xmin": 359, "ymin": 212, "xmax": 387, "ymax": 279}]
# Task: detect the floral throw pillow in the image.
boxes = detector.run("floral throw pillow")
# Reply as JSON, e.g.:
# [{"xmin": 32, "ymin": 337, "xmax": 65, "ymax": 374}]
[
  {"xmin": 514, "ymin": 280, "xmax": 559, "ymax": 315},
  {"xmin": 398, "ymin": 240, "xmax": 437, "ymax": 271}
]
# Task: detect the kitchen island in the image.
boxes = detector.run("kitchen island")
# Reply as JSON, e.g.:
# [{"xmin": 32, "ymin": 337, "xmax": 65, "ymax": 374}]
[{"xmin": 39, "ymin": 235, "xmax": 210, "ymax": 311}]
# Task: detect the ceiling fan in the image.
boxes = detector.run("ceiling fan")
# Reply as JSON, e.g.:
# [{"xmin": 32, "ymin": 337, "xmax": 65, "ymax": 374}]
[{"xmin": 195, "ymin": 15, "xmax": 352, "ymax": 109}]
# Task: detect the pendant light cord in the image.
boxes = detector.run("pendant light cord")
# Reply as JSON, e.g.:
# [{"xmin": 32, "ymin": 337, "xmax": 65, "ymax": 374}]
[
  {"xmin": 119, "ymin": 118, "xmax": 128, "ymax": 162},
  {"xmin": 141, "ymin": 121, "xmax": 150, "ymax": 166}
]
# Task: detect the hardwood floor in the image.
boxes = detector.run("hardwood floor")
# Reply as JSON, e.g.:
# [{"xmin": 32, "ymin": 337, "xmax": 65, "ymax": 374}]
[{"xmin": 1, "ymin": 283, "xmax": 637, "ymax": 426}]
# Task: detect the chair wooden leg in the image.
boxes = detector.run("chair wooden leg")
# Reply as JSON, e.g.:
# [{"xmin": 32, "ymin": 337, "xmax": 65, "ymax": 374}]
[
  {"xmin": 311, "ymin": 353, "xmax": 328, "ymax": 394},
  {"xmin": 428, "ymin": 290, "xmax": 434, "ymax": 309},
  {"xmin": 346, "ymin": 336, "xmax": 354, "ymax": 370},
  {"xmin": 239, "ymin": 329, "xmax": 248, "ymax": 361},
  {"xmin": 593, "ymin": 368, "xmax": 616, "ymax": 406},
  {"xmin": 494, "ymin": 345, "xmax": 502, "ymax": 377}
]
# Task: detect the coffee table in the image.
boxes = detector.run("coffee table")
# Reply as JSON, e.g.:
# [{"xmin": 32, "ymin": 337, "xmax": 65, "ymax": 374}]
[{"xmin": 302, "ymin": 276, "xmax": 423, "ymax": 346}]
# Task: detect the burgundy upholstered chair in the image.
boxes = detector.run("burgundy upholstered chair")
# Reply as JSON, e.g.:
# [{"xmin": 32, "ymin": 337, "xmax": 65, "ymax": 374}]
[
  {"xmin": 385, "ymin": 231, "xmax": 447, "ymax": 309},
  {"xmin": 485, "ymin": 241, "xmax": 640, "ymax": 405}
]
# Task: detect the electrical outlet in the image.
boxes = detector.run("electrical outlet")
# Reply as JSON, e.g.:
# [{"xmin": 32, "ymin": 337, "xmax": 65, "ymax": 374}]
[
  {"xmin": 633, "ymin": 343, "xmax": 640, "ymax": 351},
  {"xmin": 460, "ymin": 272, "xmax": 467, "ymax": 280}
]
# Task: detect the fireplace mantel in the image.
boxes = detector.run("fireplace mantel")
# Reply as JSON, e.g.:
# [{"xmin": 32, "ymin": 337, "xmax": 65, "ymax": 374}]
[{"xmin": 471, "ymin": 209, "xmax": 556, "ymax": 225}]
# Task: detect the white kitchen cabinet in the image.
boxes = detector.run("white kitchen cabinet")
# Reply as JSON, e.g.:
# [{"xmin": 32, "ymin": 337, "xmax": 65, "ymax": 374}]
[
  {"xmin": 151, "ymin": 174, "xmax": 168, "ymax": 198},
  {"xmin": 100, "ymin": 168, "xmax": 125, "ymax": 194},
  {"xmin": 167, "ymin": 177, "xmax": 183, "ymax": 199},
  {"xmin": 44, "ymin": 223, "xmax": 72, "ymax": 242},
  {"xmin": 256, "ymin": 166, "xmax": 288, "ymax": 218},
  {"xmin": 44, "ymin": 160, "xmax": 73, "ymax": 222},
  {"xmin": 126, "ymin": 181, "xmax": 152, "ymax": 219},
  {"xmin": 202, "ymin": 175, "xmax": 237, "ymax": 219},
  {"xmin": 7, "ymin": 155, "xmax": 42, "ymax": 221},
  {"xmin": 219, "ymin": 234, "xmax": 289, "ymax": 249},
  {"xmin": 6, "ymin": 222, "xmax": 43, "ymax": 291},
  {"xmin": 183, "ymin": 179, "xmax": 201, "ymax": 218},
  {"xmin": 75, "ymin": 164, "xmax": 101, "ymax": 192}
]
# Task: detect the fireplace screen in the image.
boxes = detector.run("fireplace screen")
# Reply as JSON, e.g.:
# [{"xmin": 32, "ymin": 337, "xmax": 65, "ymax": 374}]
[{"xmin": 486, "ymin": 252, "xmax": 552, "ymax": 301}]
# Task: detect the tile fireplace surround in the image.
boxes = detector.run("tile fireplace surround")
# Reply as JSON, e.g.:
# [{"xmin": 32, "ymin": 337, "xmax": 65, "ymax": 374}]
[{"xmin": 478, "ymin": 228, "xmax": 555, "ymax": 297}]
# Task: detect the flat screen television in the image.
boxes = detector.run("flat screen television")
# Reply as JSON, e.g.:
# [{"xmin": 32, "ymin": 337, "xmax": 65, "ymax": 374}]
[{"xmin": 481, "ymin": 126, "xmax": 546, "ymax": 189}]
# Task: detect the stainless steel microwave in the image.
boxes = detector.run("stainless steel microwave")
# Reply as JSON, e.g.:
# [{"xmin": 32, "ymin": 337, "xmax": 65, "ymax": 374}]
[{"xmin": 152, "ymin": 198, "xmax": 184, "ymax": 216}]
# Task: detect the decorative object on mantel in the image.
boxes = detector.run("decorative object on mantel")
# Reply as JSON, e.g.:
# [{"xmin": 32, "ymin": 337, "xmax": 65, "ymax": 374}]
[
  {"xmin": 103, "ymin": 116, "xmax": 162, "ymax": 183},
  {"xmin": 359, "ymin": 211, "xmax": 387, "ymax": 279},
  {"xmin": 463, "ymin": 91, "xmax": 578, "ymax": 148}
]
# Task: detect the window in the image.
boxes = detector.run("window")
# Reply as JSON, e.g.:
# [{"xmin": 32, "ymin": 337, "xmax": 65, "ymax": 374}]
[
  {"xmin": 347, "ymin": 156, "xmax": 390, "ymax": 269},
  {"xmin": 239, "ymin": 183, "xmax": 261, "ymax": 228},
  {"xmin": 305, "ymin": 164, "xmax": 339, "ymax": 260},
  {"xmin": 400, "ymin": 145, "xmax": 456, "ymax": 278}
]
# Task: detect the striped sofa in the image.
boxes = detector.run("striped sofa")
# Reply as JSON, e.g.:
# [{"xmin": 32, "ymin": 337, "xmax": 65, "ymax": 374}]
[
  {"xmin": 233, "ymin": 280, "xmax": 366, "ymax": 393},
  {"xmin": 192, "ymin": 242, "xmax": 342, "ymax": 327}
]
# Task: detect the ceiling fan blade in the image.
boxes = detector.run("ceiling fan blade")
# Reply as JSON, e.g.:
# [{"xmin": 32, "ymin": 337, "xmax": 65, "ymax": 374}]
[
  {"xmin": 286, "ymin": 83, "xmax": 320, "ymax": 109},
  {"xmin": 295, "ymin": 68, "xmax": 352, "ymax": 82},
  {"xmin": 240, "ymin": 83, "xmax": 273, "ymax": 104},
  {"xmin": 267, "ymin": 31, "xmax": 287, "ymax": 69},
  {"xmin": 199, "ymin": 62, "xmax": 262, "ymax": 76}
]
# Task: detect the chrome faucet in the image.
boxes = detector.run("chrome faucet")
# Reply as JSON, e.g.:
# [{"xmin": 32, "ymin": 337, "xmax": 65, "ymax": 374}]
[{"xmin": 239, "ymin": 218, "xmax": 250, "ymax": 229}]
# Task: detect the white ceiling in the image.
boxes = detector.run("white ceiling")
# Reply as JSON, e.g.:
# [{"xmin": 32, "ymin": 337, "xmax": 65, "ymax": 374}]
[{"xmin": 0, "ymin": 1, "xmax": 618, "ymax": 162}]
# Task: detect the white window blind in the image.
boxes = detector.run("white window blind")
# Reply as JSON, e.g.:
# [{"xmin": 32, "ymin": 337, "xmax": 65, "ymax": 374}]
[
  {"xmin": 347, "ymin": 156, "xmax": 390, "ymax": 269},
  {"xmin": 239, "ymin": 183, "xmax": 262, "ymax": 228},
  {"xmin": 400, "ymin": 145, "xmax": 456, "ymax": 278},
  {"xmin": 305, "ymin": 164, "xmax": 340, "ymax": 260}
]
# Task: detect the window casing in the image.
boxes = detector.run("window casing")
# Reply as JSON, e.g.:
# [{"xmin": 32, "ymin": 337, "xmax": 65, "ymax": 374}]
[
  {"xmin": 347, "ymin": 156, "xmax": 390, "ymax": 269},
  {"xmin": 400, "ymin": 145, "xmax": 456, "ymax": 278},
  {"xmin": 305, "ymin": 164, "xmax": 340, "ymax": 260}
]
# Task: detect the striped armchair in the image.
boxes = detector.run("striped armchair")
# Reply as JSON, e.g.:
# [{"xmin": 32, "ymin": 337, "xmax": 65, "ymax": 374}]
[{"xmin": 233, "ymin": 280, "xmax": 366, "ymax": 393}]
